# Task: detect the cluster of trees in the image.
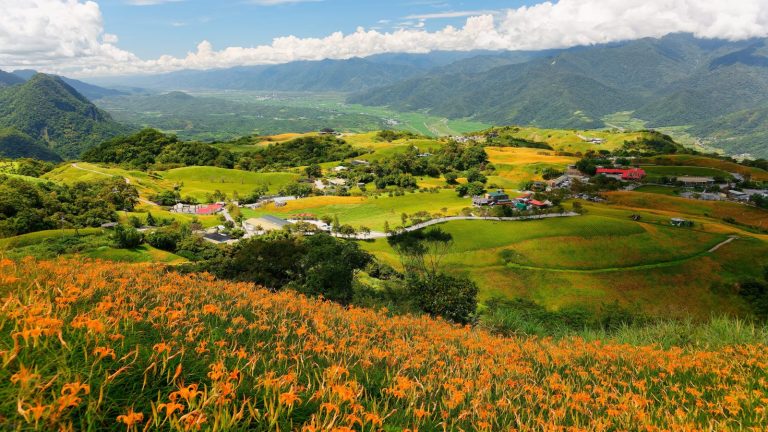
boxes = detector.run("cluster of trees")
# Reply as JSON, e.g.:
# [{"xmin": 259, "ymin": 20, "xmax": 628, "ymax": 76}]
[
  {"xmin": 82, "ymin": 129, "xmax": 236, "ymax": 170},
  {"xmin": 376, "ymin": 130, "xmax": 421, "ymax": 142},
  {"xmin": 198, "ymin": 232, "xmax": 371, "ymax": 305},
  {"xmin": 481, "ymin": 128, "xmax": 553, "ymax": 150},
  {"xmin": 337, "ymin": 142, "xmax": 490, "ymax": 192},
  {"xmin": 0, "ymin": 175, "xmax": 138, "ymax": 237},
  {"xmin": 617, "ymin": 131, "xmax": 687, "ymax": 156},
  {"xmin": 237, "ymin": 136, "xmax": 367, "ymax": 171},
  {"xmin": 0, "ymin": 158, "xmax": 56, "ymax": 177},
  {"xmin": 388, "ymin": 228, "xmax": 478, "ymax": 324}
]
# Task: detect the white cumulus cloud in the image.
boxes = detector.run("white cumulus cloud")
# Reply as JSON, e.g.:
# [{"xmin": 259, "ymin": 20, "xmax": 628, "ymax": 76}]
[{"xmin": 1, "ymin": 0, "xmax": 767, "ymax": 77}]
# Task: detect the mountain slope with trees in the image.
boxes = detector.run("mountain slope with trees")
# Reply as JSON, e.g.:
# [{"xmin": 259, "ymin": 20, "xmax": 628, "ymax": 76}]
[{"xmin": 0, "ymin": 73, "xmax": 130, "ymax": 159}]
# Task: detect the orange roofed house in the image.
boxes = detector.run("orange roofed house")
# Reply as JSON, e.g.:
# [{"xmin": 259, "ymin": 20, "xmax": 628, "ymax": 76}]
[{"xmin": 595, "ymin": 168, "xmax": 646, "ymax": 181}]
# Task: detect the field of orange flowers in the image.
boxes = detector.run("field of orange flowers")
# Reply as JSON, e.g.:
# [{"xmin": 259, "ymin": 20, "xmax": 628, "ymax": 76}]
[{"xmin": 1, "ymin": 257, "xmax": 768, "ymax": 431}]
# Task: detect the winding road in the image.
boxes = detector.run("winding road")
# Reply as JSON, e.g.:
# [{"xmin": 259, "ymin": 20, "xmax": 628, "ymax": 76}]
[{"xmin": 333, "ymin": 212, "xmax": 581, "ymax": 240}]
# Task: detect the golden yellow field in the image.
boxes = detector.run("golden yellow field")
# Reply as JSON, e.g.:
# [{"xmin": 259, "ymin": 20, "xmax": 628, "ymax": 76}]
[
  {"xmin": 2, "ymin": 258, "xmax": 767, "ymax": 430},
  {"xmin": 486, "ymin": 147, "xmax": 578, "ymax": 185}
]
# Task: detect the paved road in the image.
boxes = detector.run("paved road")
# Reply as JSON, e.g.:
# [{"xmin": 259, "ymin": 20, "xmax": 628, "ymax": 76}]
[
  {"xmin": 221, "ymin": 208, "xmax": 235, "ymax": 224},
  {"xmin": 70, "ymin": 163, "xmax": 158, "ymax": 207},
  {"xmin": 333, "ymin": 212, "xmax": 580, "ymax": 240}
]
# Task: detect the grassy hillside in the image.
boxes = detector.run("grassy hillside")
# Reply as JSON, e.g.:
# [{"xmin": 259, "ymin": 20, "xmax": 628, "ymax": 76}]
[
  {"xmin": 641, "ymin": 154, "xmax": 768, "ymax": 181},
  {"xmin": 1, "ymin": 258, "xmax": 767, "ymax": 430},
  {"xmin": 362, "ymin": 212, "xmax": 766, "ymax": 318},
  {"xmin": 162, "ymin": 167, "xmax": 299, "ymax": 200}
]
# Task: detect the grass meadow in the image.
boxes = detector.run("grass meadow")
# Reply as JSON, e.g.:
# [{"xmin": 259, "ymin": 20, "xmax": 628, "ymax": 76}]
[
  {"xmin": 641, "ymin": 165, "xmax": 733, "ymax": 181},
  {"xmin": 606, "ymin": 191, "xmax": 768, "ymax": 230},
  {"xmin": 161, "ymin": 167, "xmax": 299, "ymax": 201},
  {"xmin": 242, "ymin": 189, "xmax": 468, "ymax": 231},
  {"xmin": 501, "ymin": 127, "xmax": 644, "ymax": 153}
]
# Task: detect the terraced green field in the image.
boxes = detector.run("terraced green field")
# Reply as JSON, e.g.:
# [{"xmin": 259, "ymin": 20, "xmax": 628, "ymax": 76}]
[{"xmin": 641, "ymin": 165, "xmax": 733, "ymax": 180}]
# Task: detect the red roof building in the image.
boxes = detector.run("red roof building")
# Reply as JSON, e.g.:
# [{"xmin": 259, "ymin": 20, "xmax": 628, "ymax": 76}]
[
  {"xmin": 196, "ymin": 204, "xmax": 224, "ymax": 215},
  {"xmin": 595, "ymin": 168, "xmax": 646, "ymax": 180}
]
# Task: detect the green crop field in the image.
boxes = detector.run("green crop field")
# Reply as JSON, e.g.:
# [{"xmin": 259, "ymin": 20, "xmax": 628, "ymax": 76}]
[
  {"xmin": 361, "ymin": 214, "xmax": 765, "ymax": 318},
  {"xmin": 641, "ymin": 165, "xmax": 733, "ymax": 180},
  {"xmin": 633, "ymin": 185, "xmax": 681, "ymax": 196},
  {"xmin": 242, "ymin": 189, "xmax": 469, "ymax": 231},
  {"xmin": 160, "ymin": 166, "xmax": 299, "ymax": 200}
]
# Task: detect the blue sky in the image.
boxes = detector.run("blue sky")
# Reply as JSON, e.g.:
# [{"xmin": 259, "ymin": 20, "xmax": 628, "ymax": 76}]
[
  {"xmin": 99, "ymin": 0, "xmax": 542, "ymax": 58},
  {"xmin": 2, "ymin": 0, "xmax": 766, "ymax": 76}
]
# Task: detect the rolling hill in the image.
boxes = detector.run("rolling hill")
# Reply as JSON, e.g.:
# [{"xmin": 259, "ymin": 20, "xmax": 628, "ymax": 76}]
[{"xmin": 0, "ymin": 73, "xmax": 130, "ymax": 159}]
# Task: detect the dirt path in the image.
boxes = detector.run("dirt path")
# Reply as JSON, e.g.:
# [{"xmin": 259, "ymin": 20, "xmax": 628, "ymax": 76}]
[
  {"xmin": 70, "ymin": 163, "xmax": 159, "ymax": 207},
  {"xmin": 708, "ymin": 236, "xmax": 739, "ymax": 253}
]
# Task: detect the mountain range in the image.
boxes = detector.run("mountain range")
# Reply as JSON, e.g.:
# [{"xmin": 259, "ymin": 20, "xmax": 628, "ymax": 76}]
[
  {"xmin": 349, "ymin": 34, "xmax": 768, "ymax": 157},
  {"xmin": 2, "ymin": 34, "xmax": 768, "ymax": 159}
]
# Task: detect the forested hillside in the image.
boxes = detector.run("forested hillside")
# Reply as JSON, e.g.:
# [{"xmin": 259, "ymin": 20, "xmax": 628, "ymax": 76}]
[
  {"xmin": 0, "ymin": 74, "xmax": 130, "ymax": 158},
  {"xmin": 0, "ymin": 128, "xmax": 61, "ymax": 161}
]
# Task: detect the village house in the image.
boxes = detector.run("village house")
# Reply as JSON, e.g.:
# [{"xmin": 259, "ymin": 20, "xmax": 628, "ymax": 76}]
[
  {"xmin": 472, "ymin": 190, "xmax": 511, "ymax": 207},
  {"xmin": 727, "ymin": 190, "xmax": 750, "ymax": 201},
  {"xmin": 350, "ymin": 159, "xmax": 370, "ymax": 166},
  {"xmin": 170, "ymin": 203, "xmax": 224, "ymax": 215},
  {"xmin": 595, "ymin": 168, "xmax": 646, "ymax": 181},
  {"xmin": 244, "ymin": 215, "xmax": 292, "ymax": 233},
  {"xmin": 203, "ymin": 232, "xmax": 235, "ymax": 244},
  {"xmin": 677, "ymin": 176, "xmax": 716, "ymax": 187},
  {"xmin": 333, "ymin": 165, "xmax": 348, "ymax": 173}
]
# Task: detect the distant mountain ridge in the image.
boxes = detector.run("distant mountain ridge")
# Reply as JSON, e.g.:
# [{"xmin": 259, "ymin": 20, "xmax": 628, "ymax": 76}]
[
  {"xmin": 0, "ymin": 73, "xmax": 130, "ymax": 159},
  {"xmin": 11, "ymin": 69, "xmax": 127, "ymax": 100},
  {"xmin": 349, "ymin": 34, "xmax": 768, "ymax": 157}
]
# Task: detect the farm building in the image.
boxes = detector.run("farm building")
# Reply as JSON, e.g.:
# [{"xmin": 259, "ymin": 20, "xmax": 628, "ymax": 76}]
[
  {"xmin": 171, "ymin": 203, "xmax": 224, "ymax": 215},
  {"xmin": 671, "ymin": 218, "xmax": 694, "ymax": 227},
  {"xmin": 203, "ymin": 232, "xmax": 234, "ymax": 244},
  {"xmin": 473, "ymin": 190, "xmax": 511, "ymax": 206},
  {"xmin": 677, "ymin": 176, "xmax": 716, "ymax": 187},
  {"xmin": 244, "ymin": 216, "xmax": 292, "ymax": 233},
  {"xmin": 595, "ymin": 168, "xmax": 646, "ymax": 181}
]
